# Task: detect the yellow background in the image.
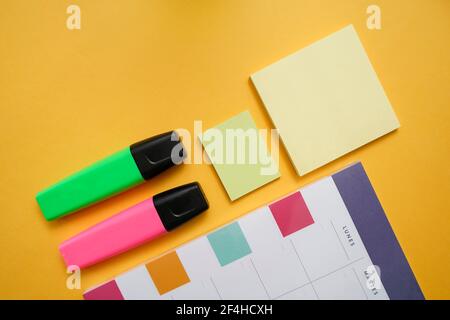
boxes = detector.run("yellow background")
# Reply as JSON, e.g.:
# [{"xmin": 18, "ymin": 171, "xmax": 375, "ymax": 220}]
[{"xmin": 0, "ymin": 0, "xmax": 449, "ymax": 299}]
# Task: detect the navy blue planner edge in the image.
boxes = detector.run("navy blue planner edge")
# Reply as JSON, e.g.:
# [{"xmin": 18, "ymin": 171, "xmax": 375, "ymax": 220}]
[{"xmin": 332, "ymin": 162, "xmax": 424, "ymax": 300}]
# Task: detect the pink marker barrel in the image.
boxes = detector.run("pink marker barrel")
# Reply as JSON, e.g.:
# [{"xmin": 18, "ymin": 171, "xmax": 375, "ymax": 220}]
[
  {"xmin": 59, "ymin": 182, "xmax": 208, "ymax": 268},
  {"xmin": 59, "ymin": 198, "xmax": 166, "ymax": 268}
]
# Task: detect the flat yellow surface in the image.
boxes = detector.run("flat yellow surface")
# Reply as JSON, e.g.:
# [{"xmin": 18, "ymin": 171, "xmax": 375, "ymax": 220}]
[{"xmin": 0, "ymin": 0, "xmax": 449, "ymax": 299}]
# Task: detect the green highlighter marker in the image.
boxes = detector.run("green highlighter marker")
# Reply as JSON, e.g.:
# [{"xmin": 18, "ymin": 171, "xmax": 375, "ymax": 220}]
[{"xmin": 36, "ymin": 131, "xmax": 185, "ymax": 221}]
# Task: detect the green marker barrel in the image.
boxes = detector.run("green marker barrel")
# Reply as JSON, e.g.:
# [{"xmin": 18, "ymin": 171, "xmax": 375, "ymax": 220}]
[{"xmin": 36, "ymin": 131, "xmax": 185, "ymax": 221}]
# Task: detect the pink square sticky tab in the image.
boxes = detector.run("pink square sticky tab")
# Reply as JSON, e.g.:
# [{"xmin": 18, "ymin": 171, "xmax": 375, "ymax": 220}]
[
  {"xmin": 83, "ymin": 280, "xmax": 124, "ymax": 300},
  {"xmin": 269, "ymin": 191, "xmax": 314, "ymax": 237}
]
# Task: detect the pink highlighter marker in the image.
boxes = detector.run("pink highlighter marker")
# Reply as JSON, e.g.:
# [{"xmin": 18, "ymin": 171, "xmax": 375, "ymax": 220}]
[{"xmin": 59, "ymin": 182, "xmax": 208, "ymax": 269}]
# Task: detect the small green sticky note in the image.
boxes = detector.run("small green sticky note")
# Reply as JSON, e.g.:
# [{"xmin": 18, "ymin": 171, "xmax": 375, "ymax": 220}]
[
  {"xmin": 201, "ymin": 111, "xmax": 280, "ymax": 201},
  {"xmin": 207, "ymin": 222, "xmax": 252, "ymax": 266}
]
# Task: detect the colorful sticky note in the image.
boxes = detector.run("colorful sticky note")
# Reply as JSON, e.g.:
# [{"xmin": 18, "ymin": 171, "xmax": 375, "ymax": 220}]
[
  {"xmin": 269, "ymin": 191, "xmax": 314, "ymax": 237},
  {"xmin": 83, "ymin": 280, "xmax": 124, "ymax": 300},
  {"xmin": 145, "ymin": 251, "xmax": 190, "ymax": 295},
  {"xmin": 201, "ymin": 111, "xmax": 280, "ymax": 201},
  {"xmin": 251, "ymin": 25, "xmax": 400, "ymax": 175},
  {"xmin": 207, "ymin": 222, "xmax": 252, "ymax": 266}
]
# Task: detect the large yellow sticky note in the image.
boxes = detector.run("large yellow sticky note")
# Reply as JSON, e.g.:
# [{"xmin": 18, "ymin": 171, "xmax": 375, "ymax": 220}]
[{"xmin": 251, "ymin": 25, "xmax": 400, "ymax": 176}]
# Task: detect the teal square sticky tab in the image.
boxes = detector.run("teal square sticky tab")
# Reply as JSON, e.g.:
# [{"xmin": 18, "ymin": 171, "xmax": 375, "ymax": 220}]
[{"xmin": 207, "ymin": 222, "xmax": 252, "ymax": 266}]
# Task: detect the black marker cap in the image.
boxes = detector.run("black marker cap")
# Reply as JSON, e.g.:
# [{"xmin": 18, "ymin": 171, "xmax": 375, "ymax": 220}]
[
  {"xmin": 154, "ymin": 182, "xmax": 209, "ymax": 231},
  {"xmin": 130, "ymin": 131, "xmax": 185, "ymax": 180}
]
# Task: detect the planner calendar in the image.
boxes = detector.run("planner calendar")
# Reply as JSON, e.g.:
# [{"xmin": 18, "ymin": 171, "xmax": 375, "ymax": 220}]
[{"xmin": 84, "ymin": 163, "xmax": 423, "ymax": 300}]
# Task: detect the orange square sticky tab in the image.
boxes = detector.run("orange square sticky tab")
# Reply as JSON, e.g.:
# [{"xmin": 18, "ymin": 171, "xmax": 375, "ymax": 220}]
[{"xmin": 145, "ymin": 251, "xmax": 190, "ymax": 295}]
